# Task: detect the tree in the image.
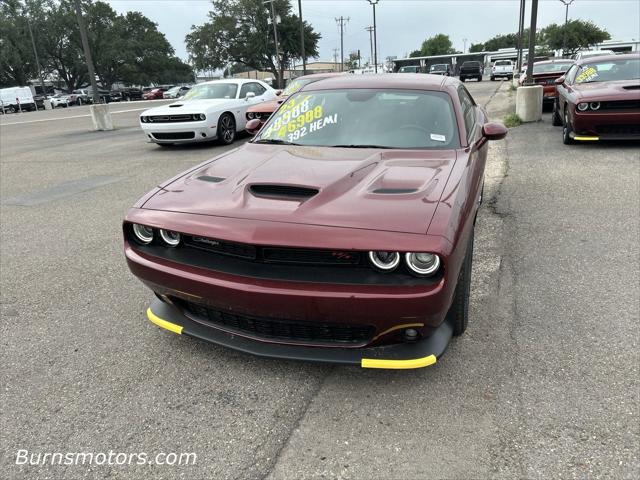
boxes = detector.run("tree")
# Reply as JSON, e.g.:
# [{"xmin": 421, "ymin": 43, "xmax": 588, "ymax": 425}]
[
  {"xmin": 408, "ymin": 49, "xmax": 422, "ymax": 58},
  {"xmin": 469, "ymin": 43, "xmax": 484, "ymax": 53},
  {"xmin": 186, "ymin": 0, "xmax": 320, "ymax": 88},
  {"xmin": 418, "ymin": 33, "xmax": 456, "ymax": 56},
  {"xmin": 344, "ymin": 51, "xmax": 359, "ymax": 71},
  {"xmin": 541, "ymin": 20, "xmax": 610, "ymax": 57}
]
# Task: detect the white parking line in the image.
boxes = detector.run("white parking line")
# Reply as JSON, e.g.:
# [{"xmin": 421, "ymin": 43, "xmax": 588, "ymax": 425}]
[{"xmin": 0, "ymin": 107, "xmax": 150, "ymax": 126}]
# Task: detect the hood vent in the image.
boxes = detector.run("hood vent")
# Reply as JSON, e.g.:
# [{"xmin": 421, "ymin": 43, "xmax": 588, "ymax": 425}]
[
  {"xmin": 169, "ymin": 104, "xmax": 183, "ymax": 107},
  {"xmin": 372, "ymin": 188, "xmax": 418, "ymax": 194},
  {"xmin": 197, "ymin": 175, "xmax": 225, "ymax": 183},
  {"xmin": 249, "ymin": 184, "xmax": 319, "ymax": 200},
  {"xmin": 623, "ymin": 85, "xmax": 640, "ymax": 90}
]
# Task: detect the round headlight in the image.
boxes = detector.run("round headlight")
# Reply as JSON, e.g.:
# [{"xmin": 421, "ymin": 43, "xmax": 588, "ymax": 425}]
[
  {"xmin": 368, "ymin": 251, "xmax": 400, "ymax": 271},
  {"xmin": 590, "ymin": 102, "xmax": 600, "ymax": 111},
  {"xmin": 577, "ymin": 102, "xmax": 589, "ymax": 111},
  {"xmin": 140, "ymin": 116, "xmax": 147, "ymax": 123},
  {"xmin": 247, "ymin": 112, "xmax": 255, "ymax": 119},
  {"xmin": 405, "ymin": 252, "xmax": 441, "ymax": 276},
  {"xmin": 132, "ymin": 224, "xmax": 154, "ymax": 244},
  {"xmin": 198, "ymin": 113, "xmax": 206, "ymax": 121},
  {"xmin": 159, "ymin": 229, "xmax": 181, "ymax": 247}
]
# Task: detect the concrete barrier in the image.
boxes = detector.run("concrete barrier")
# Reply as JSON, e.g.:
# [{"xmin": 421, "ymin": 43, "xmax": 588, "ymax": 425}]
[
  {"xmin": 90, "ymin": 104, "xmax": 114, "ymax": 131},
  {"xmin": 515, "ymin": 85, "xmax": 543, "ymax": 122}
]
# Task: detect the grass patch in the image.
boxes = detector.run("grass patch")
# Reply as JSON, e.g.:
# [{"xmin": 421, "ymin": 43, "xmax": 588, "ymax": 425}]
[
  {"xmin": 503, "ymin": 113, "xmax": 522, "ymax": 128},
  {"xmin": 509, "ymin": 83, "xmax": 517, "ymax": 92}
]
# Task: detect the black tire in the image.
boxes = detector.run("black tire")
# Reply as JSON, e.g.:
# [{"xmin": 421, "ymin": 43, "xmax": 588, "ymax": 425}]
[
  {"xmin": 477, "ymin": 76, "xmax": 482, "ymax": 82},
  {"xmin": 217, "ymin": 113, "xmax": 236, "ymax": 145},
  {"xmin": 552, "ymin": 100, "xmax": 563, "ymax": 126},
  {"xmin": 490, "ymin": 76, "xmax": 495, "ymax": 81},
  {"xmin": 460, "ymin": 77, "xmax": 466, "ymax": 82},
  {"xmin": 451, "ymin": 229, "xmax": 474, "ymax": 336},
  {"xmin": 562, "ymin": 107, "xmax": 574, "ymax": 145}
]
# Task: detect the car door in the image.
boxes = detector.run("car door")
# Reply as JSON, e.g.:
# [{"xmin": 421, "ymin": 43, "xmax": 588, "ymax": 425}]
[
  {"xmin": 458, "ymin": 86, "xmax": 486, "ymax": 213},
  {"xmin": 557, "ymin": 64, "xmax": 578, "ymax": 118}
]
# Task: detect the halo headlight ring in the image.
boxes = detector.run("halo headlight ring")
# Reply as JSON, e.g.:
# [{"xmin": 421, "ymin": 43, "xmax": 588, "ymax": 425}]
[
  {"xmin": 132, "ymin": 223, "xmax": 154, "ymax": 244},
  {"xmin": 368, "ymin": 251, "xmax": 401, "ymax": 271},
  {"xmin": 577, "ymin": 102, "xmax": 589, "ymax": 112},
  {"xmin": 405, "ymin": 252, "xmax": 441, "ymax": 276},
  {"xmin": 590, "ymin": 102, "xmax": 600, "ymax": 111},
  {"xmin": 159, "ymin": 229, "xmax": 181, "ymax": 247}
]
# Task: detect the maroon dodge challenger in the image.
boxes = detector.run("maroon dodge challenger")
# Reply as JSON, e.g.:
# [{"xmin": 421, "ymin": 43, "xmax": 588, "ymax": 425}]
[
  {"xmin": 123, "ymin": 74, "xmax": 507, "ymax": 369},
  {"xmin": 553, "ymin": 53, "xmax": 640, "ymax": 144}
]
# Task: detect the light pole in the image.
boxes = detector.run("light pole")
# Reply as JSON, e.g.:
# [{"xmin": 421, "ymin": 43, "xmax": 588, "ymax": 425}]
[
  {"xmin": 559, "ymin": 0, "xmax": 575, "ymax": 58},
  {"xmin": 525, "ymin": 0, "xmax": 539, "ymax": 85},
  {"xmin": 365, "ymin": 26, "xmax": 374, "ymax": 66},
  {"xmin": 73, "ymin": 0, "xmax": 100, "ymax": 104},
  {"xmin": 516, "ymin": 0, "xmax": 526, "ymax": 74},
  {"xmin": 298, "ymin": 0, "xmax": 306, "ymax": 75},
  {"xmin": 264, "ymin": 0, "xmax": 282, "ymax": 88},
  {"xmin": 367, "ymin": 0, "xmax": 379, "ymax": 73},
  {"xmin": 463, "ymin": 38, "xmax": 468, "ymax": 53}
]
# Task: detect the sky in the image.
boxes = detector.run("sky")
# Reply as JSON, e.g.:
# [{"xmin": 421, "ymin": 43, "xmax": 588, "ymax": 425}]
[{"xmin": 106, "ymin": 0, "xmax": 640, "ymax": 64}]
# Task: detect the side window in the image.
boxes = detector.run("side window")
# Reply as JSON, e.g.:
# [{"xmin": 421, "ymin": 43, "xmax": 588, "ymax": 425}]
[
  {"xmin": 239, "ymin": 83, "xmax": 252, "ymax": 98},
  {"xmin": 251, "ymin": 83, "xmax": 267, "ymax": 96},
  {"xmin": 565, "ymin": 65, "xmax": 578, "ymax": 84},
  {"xmin": 458, "ymin": 87, "xmax": 477, "ymax": 139}
]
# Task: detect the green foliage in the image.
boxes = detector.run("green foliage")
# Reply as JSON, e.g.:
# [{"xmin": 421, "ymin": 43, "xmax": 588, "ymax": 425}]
[
  {"xmin": 408, "ymin": 49, "xmax": 422, "ymax": 58},
  {"xmin": 503, "ymin": 113, "xmax": 522, "ymax": 128},
  {"xmin": 469, "ymin": 43, "xmax": 485, "ymax": 53},
  {"xmin": 344, "ymin": 51, "xmax": 359, "ymax": 71},
  {"xmin": 541, "ymin": 20, "xmax": 610, "ymax": 57},
  {"xmin": 0, "ymin": 0, "xmax": 193, "ymax": 90},
  {"xmin": 186, "ymin": 0, "xmax": 320, "ymax": 87},
  {"xmin": 418, "ymin": 33, "xmax": 456, "ymax": 56}
]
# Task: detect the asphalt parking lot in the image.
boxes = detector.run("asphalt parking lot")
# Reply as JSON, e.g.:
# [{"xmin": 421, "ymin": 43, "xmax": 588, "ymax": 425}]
[{"xmin": 1, "ymin": 79, "xmax": 638, "ymax": 479}]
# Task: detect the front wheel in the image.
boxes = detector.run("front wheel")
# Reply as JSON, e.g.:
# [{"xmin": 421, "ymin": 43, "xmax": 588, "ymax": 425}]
[
  {"xmin": 217, "ymin": 113, "xmax": 236, "ymax": 145},
  {"xmin": 552, "ymin": 101, "xmax": 563, "ymax": 126},
  {"xmin": 450, "ymin": 229, "xmax": 474, "ymax": 336},
  {"xmin": 562, "ymin": 108, "xmax": 574, "ymax": 145},
  {"xmin": 477, "ymin": 76, "xmax": 482, "ymax": 82},
  {"xmin": 460, "ymin": 77, "xmax": 466, "ymax": 83}
]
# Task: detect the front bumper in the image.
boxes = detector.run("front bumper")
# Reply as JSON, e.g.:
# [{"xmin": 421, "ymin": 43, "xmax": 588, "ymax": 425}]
[
  {"xmin": 147, "ymin": 297, "xmax": 453, "ymax": 369},
  {"xmin": 140, "ymin": 121, "xmax": 218, "ymax": 143},
  {"xmin": 573, "ymin": 110, "xmax": 640, "ymax": 141}
]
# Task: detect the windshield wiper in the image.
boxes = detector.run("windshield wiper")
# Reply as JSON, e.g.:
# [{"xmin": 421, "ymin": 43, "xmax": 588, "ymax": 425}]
[
  {"xmin": 331, "ymin": 144, "xmax": 394, "ymax": 149},
  {"xmin": 253, "ymin": 139, "xmax": 301, "ymax": 145}
]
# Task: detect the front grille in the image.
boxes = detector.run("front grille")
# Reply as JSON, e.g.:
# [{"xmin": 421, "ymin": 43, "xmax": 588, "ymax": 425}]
[
  {"xmin": 152, "ymin": 132, "xmax": 195, "ymax": 140},
  {"xmin": 599, "ymin": 100, "xmax": 640, "ymax": 111},
  {"xmin": 262, "ymin": 248, "xmax": 361, "ymax": 265},
  {"xmin": 184, "ymin": 236, "xmax": 257, "ymax": 259},
  {"xmin": 149, "ymin": 114, "xmax": 198, "ymax": 123},
  {"xmin": 595, "ymin": 124, "xmax": 640, "ymax": 135},
  {"xmin": 179, "ymin": 300, "xmax": 375, "ymax": 345}
]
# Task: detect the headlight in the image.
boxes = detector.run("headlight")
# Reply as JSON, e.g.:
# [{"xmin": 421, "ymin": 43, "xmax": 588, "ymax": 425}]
[
  {"xmin": 198, "ymin": 113, "xmax": 206, "ymax": 121},
  {"xmin": 132, "ymin": 224, "xmax": 154, "ymax": 244},
  {"xmin": 247, "ymin": 112, "xmax": 255, "ymax": 119},
  {"xmin": 368, "ymin": 251, "xmax": 400, "ymax": 271},
  {"xmin": 159, "ymin": 229, "xmax": 181, "ymax": 247},
  {"xmin": 405, "ymin": 252, "xmax": 440, "ymax": 276},
  {"xmin": 577, "ymin": 102, "xmax": 589, "ymax": 111},
  {"xmin": 590, "ymin": 102, "xmax": 600, "ymax": 111},
  {"xmin": 140, "ymin": 116, "xmax": 147, "ymax": 123}
]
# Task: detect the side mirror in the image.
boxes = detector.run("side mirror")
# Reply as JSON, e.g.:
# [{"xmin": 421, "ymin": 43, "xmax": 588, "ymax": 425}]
[
  {"xmin": 246, "ymin": 118, "xmax": 262, "ymax": 132},
  {"xmin": 245, "ymin": 91, "xmax": 256, "ymax": 100},
  {"xmin": 482, "ymin": 122, "xmax": 508, "ymax": 141},
  {"xmin": 275, "ymin": 90, "xmax": 283, "ymax": 96},
  {"xmin": 554, "ymin": 76, "xmax": 565, "ymax": 85}
]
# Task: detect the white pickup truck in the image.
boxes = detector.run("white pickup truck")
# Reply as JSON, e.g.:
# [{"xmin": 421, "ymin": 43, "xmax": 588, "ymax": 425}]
[{"xmin": 490, "ymin": 60, "xmax": 514, "ymax": 81}]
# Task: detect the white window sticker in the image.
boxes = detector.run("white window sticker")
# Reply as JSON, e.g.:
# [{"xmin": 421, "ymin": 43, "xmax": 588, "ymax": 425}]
[{"xmin": 430, "ymin": 133, "xmax": 446, "ymax": 142}]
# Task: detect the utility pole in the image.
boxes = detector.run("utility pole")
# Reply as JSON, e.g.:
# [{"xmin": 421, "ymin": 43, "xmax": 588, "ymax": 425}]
[
  {"xmin": 333, "ymin": 48, "xmax": 340, "ymax": 71},
  {"xmin": 298, "ymin": 0, "xmax": 306, "ymax": 75},
  {"xmin": 25, "ymin": 13, "xmax": 46, "ymax": 99},
  {"xmin": 367, "ymin": 0, "xmax": 379, "ymax": 73},
  {"xmin": 463, "ymin": 38, "xmax": 468, "ymax": 54},
  {"xmin": 73, "ymin": 0, "xmax": 99, "ymax": 104},
  {"xmin": 365, "ymin": 26, "xmax": 374, "ymax": 67},
  {"xmin": 335, "ymin": 16, "xmax": 349, "ymax": 72},
  {"xmin": 516, "ymin": 0, "xmax": 526, "ymax": 75},
  {"xmin": 525, "ymin": 0, "xmax": 539, "ymax": 85},
  {"xmin": 559, "ymin": 0, "xmax": 575, "ymax": 58},
  {"xmin": 264, "ymin": 0, "xmax": 282, "ymax": 88}
]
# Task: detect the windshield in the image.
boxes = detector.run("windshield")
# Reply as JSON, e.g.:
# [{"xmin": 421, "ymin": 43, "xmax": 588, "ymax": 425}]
[
  {"xmin": 255, "ymin": 89, "xmax": 459, "ymax": 149},
  {"xmin": 183, "ymin": 83, "xmax": 238, "ymax": 100},
  {"xmin": 533, "ymin": 62, "xmax": 572, "ymax": 74},
  {"xmin": 399, "ymin": 66, "xmax": 419, "ymax": 73},
  {"xmin": 282, "ymin": 78, "xmax": 317, "ymax": 96},
  {"xmin": 575, "ymin": 58, "xmax": 640, "ymax": 84},
  {"xmin": 495, "ymin": 61, "xmax": 512, "ymax": 66},
  {"xmin": 431, "ymin": 64, "xmax": 447, "ymax": 71}
]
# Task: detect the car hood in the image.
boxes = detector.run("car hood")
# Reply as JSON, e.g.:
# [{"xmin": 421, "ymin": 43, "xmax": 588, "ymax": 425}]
[
  {"xmin": 247, "ymin": 98, "xmax": 284, "ymax": 114},
  {"xmin": 142, "ymin": 144, "xmax": 458, "ymax": 234},
  {"xmin": 574, "ymin": 80, "xmax": 640, "ymax": 100},
  {"xmin": 142, "ymin": 98, "xmax": 239, "ymax": 115}
]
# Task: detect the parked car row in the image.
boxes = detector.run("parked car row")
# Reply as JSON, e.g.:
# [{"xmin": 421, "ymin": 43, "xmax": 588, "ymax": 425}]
[{"xmin": 128, "ymin": 72, "xmax": 510, "ymax": 370}]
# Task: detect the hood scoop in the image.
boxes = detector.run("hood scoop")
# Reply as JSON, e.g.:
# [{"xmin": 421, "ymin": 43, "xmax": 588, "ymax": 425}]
[
  {"xmin": 169, "ymin": 104, "xmax": 183, "ymax": 108},
  {"xmin": 197, "ymin": 175, "xmax": 225, "ymax": 183},
  {"xmin": 623, "ymin": 85, "xmax": 640, "ymax": 90},
  {"xmin": 249, "ymin": 184, "xmax": 319, "ymax": 201}
]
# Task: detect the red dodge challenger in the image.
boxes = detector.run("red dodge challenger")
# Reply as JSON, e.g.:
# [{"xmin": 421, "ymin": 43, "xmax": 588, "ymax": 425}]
[
  {"xmin": 553, "ymin": 53, "xmax": 640, "ymax": 144},
  {"xmin": 123, "ymin": 74, "xmax": 507, "ymax": 369}
]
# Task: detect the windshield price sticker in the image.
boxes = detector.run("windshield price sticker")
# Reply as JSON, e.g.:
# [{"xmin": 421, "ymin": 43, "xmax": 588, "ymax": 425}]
[
  {"xmin": 576, "ymin": 66, "xmax": 598, "ymax": 83},
  {"xmin": 263, "ymin": 95, "xmax": 330, "ymax": 140}
]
